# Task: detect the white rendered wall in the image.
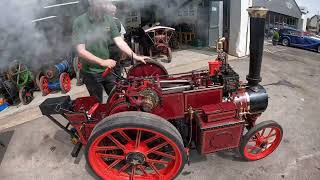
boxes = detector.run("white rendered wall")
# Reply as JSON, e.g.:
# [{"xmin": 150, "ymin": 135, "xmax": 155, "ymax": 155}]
[{"xmin": 229, "ymin": 0, "xmax": 252, "ymax": 57}]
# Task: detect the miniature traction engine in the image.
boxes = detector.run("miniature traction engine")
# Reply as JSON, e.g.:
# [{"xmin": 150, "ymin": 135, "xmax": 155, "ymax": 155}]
[{"xmin": 39, "ymin": 7, "xmax": 283, "ymax": 180}]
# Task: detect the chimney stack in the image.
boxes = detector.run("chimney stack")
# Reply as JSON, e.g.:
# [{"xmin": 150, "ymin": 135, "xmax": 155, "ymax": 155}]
[{"xmin": 246, "ymin": 7, "xmax": 268, "ymax": 86}]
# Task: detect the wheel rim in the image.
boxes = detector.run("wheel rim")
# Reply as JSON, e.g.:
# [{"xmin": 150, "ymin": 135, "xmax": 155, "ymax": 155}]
[
  {"xmin": 61, "ymin": 73, "xmax": 71, "ymax": 93},
  {"xmin": 244, "ymin": 126, "xmax": 282, "ymax": 160},
  {"xmin": 40, "ymin": 77, "xmax": 50, "ymax": 96},
  {"xmin": 88, "ymin": 128, "xmax": 183, "ymax": 180},
  {"xmin": 283, "ymin": 39, "xmax": 288, "ymax": 46},
  {"xmin": 128, "ymin": 61, "xmax": 168, "ymax": 78}
]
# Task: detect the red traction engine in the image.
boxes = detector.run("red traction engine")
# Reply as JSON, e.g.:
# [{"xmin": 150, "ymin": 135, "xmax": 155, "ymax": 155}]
[{"xmin": 39, "ymin": 7, "xmax": 283, "ymax": 180}]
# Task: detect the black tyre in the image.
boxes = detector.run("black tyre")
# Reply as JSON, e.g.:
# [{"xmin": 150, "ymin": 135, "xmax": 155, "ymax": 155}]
[
  {"xmin": 239, "ymin": 120, "xmax": 283, "ymax": 161},
  {"xmin": 19, "ymin": 86, "xmax": 34, "ymax": 105},
  {"xmin": 282, "ymin": 38, "xmax": 290, "ymax": 46},
  {"xmin": 317, "ymin": 46, "xmax": 320, "ymax": 53},
  {"xmin": 85, "ymin": 111, "xmax": 186, "ymax": 180}
]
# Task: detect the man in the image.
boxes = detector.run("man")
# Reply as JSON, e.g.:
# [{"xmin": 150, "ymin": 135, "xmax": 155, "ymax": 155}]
[{"xmin": 72, "ymin": 0, "xmax": 148, "ymax": 102}]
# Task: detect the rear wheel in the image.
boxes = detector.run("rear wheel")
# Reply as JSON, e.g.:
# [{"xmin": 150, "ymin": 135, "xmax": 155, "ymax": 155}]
[
  {"xmin": 85, "ymin": 112, "xmax": 186, "ymax": 180},
  {"xmin": 282, "ymin": 38, "xmax": 290, "ymax": 46},
  {"xmin": 240, "ymin": 120, "xmax": 283, "ymax": 161}
]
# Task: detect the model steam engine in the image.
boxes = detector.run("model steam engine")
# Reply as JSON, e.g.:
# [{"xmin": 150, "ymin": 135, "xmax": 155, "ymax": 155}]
[{"xmin": 39, "ymin": 7, "xmax": 283, "ymax": 180}]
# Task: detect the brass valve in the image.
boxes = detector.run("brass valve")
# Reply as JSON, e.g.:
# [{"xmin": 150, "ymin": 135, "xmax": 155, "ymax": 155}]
[{"xmin": 216, "ymin": 37, "xmax": 226, "ymax": 53}]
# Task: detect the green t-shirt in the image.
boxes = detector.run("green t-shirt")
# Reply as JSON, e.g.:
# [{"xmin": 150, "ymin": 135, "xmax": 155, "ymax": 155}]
[{"xmin": 72, "ymin": 13, "xmax": 121, "ymax": 74}]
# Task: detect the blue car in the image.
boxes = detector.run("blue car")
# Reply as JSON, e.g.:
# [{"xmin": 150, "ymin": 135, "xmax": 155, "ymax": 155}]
[{"xmin": 278, "ymin": 28, "xmax": 320, "ymax": 53}]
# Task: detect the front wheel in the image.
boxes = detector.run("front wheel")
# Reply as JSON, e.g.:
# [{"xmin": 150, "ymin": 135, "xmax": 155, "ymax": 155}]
[
  {"xmin": 60, "ymin": 72, "xmax": 71, "ymax": 94},
  {"xmin": 239, "ymin": 120, "xmax": 283, "ymax": 161},
  {"xmin": 282, "ymin": 38, "xmax": 290, "ymax": 46},
  {"xmin": 85, "ymin": 112, "xmax": 186, "ymax": 180}
]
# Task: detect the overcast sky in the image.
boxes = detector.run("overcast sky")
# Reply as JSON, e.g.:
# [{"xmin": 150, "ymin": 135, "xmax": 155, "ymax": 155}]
[{"xmin": 295, "ymin": 0, "xmax": 320, "ymax": 17}]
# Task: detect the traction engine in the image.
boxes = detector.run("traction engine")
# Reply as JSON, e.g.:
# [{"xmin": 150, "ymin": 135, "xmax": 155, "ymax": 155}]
[{"xmin": 39, "ymin": 7, "xmax": 283, "ymax": 180}]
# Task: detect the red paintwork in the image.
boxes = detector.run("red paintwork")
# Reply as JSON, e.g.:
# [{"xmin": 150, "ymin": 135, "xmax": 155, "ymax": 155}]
[
  {"xmin": 243, "ymin": 126, "xmax": 282, "ymax": 160},
  {"xmin": 87, "ymin": 127, "xmax": 184, "ymax": 179},
  {"xmin": 42, "ymin": 57, "xmax": 283, "ymax": 180},
  {"xmin": 208, "ymin": 61, "xmax": 222, "ymax": 76},
  {"xmin": 202, "ymin": 102, "xmax": 237, "ymax": 122},
  {"xmin": 60, "ymin": 73, "xmax": 71, "ymax": 93},
  {"xmin": 67, "ymin": 63, "xmax": 248, "ymax": 150},
  {"xmin": 195, "ymin": 112, "xmax": 244, "ymax": 154},
  {"xmin": 102, "ymin": 68, "xmax": 111, "ymax": 78}
]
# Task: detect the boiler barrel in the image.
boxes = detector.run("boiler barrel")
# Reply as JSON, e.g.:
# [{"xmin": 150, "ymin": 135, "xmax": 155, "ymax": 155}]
[{"xmin": 246, "ymin": 7, "xmax": 268, "ymax": 86}]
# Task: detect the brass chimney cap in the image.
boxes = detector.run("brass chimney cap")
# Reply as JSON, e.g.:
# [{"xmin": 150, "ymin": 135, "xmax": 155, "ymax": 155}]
[{"xmin": 247, "ymin": 6, "xmax": 268, "ymax": 18}]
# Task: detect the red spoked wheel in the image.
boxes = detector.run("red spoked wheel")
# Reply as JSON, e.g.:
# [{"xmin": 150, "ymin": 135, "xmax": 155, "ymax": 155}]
[
  {"xmin": 19, "ymin": 86, "xmax": 34, "ymax": 105},
  {"xmin": 240, "ymin": 120, "xmax": 283, "ymax": 161},
  {"xmin": 39, "ymin": 76, "xmax": 50, "ymax": 96},
  {"xmin": 60, "ymin": 72, "xmax": 71, "ymax": 94},
  {"xmin": 127, "ymin": 59, "xmax": 168, "ymax": 78},
  {"xmin": 85, "ymin": 112, "xmax": 186, "ymax": 180}
]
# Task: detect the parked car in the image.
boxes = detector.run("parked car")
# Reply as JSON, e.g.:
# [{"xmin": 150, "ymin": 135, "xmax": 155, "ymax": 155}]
[{"xmin": 278, "ymin": 28, "xmax": 320, "ymax": 53}]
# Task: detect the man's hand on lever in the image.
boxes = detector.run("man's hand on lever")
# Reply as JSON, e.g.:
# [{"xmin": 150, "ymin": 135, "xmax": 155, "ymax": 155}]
[{"xmin": 99, "ymin": 59, "xmax": 117, "ymax": 69}]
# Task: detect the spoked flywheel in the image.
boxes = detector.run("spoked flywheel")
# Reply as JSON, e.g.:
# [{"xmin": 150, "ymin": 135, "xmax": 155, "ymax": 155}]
[
  {"xmin": 127, "ymin": 60, "xmax": 168, "ymax": 78},
  {"xmin": 85, "ymin": 112, "xmax": 186, "ymax": 180},
  {"xmin": 240, "ymin": 120, "xmax": 283, "ymax": 161}
]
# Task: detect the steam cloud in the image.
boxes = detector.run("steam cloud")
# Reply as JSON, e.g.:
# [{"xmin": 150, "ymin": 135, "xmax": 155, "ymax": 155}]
[{"xmin": 0, "ymin": 0, "xmax": 208, "ymax": 71}]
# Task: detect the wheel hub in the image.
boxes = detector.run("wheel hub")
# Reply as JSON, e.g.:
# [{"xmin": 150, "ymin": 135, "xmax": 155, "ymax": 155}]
[{"xmin": 125, "ymin": 152, "xmax": 146, "ymax": 165}]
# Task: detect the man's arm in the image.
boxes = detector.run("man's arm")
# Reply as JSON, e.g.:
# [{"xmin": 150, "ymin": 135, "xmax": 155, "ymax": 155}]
[
  {"xmin": 113, "ymin": 37, "xmax": 148, "ymax": 64},
  {"xmin": 76, "ymin": 44, "xmax": 116, "ymax": 68}
]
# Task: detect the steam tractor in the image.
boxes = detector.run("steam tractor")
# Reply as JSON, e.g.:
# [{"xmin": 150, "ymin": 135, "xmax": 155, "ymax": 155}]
[
  {"xmin": 39, "ymin": 7, "xmax": 283, "ymax": 180},
  {"xmin": 39, "ymin": 58, "xmax": 73, "ymax": 96}
]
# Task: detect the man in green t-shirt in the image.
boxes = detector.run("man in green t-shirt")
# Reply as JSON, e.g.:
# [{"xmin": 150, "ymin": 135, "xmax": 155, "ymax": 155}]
[{"xmin": 72, "ymin": 0, "xmax": 148, "ymax": 102}]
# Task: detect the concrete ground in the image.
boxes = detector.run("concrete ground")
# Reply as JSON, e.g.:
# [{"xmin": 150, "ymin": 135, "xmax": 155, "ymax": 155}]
[{"xmin": 1, "ymin": 45, "xmax": 320, "ymax": 180}]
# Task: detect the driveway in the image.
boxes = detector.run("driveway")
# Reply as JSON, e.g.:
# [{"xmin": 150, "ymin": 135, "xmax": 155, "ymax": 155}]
[{"xmin": 1, "ymin": 45, "xmax": 320, "ymax": 180}]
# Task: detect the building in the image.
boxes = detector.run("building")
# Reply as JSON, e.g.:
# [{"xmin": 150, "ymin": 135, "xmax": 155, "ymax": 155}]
[
  {"xmin": 253, "ymin": 0, "xmax": 302, "ymax": 31},
  {"xmin": 307, "ymin": 15, "xmax": 320, "ymax": 34}
]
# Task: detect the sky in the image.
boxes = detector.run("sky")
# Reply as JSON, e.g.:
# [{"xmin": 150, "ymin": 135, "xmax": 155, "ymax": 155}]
[{"xmin": 295, "ymin": 0, "xmax": 320, "ymax": 17}]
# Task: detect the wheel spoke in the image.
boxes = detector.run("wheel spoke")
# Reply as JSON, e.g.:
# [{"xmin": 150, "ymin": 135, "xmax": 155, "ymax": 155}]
[
  {"xmin": 130, "ymin": 165, "xmax": 136, "ymax": 180},
  {"xmin": 118, "ymin": 163, "xmax": 131, "ymax": 174},
  {"xmin": 266, "ymin": 128, "xmax": 275, "ymax": 138},
  {"xmin": 147, "ymin": 158, "xmax": 169, "ymax": 165},
  {"xmin": 135, "ymin": 130, "xmax": 142, "ymax": 149},
  {"xmin": 108, "ymin": 135, "xmax": 126, "ymax": 151},
  {"xmin": 119, "ymin": 130, "xmax": 132, "ymax": 142},
  {"xmin": 95, "ymin": 146, "xmax": 120, "ymax": 151},
  {"xmin": 266, "ymin": 133, "xmax": 276, "ymax": 139},
  {"xmin": 246, "ymin": 145, "xmax": 260, "ymax": 151},
  {"xmin": 260, "ymin": 128, "xmax": 266, "ymax": 137},
  {"xmin": 138, "ymin": 165, "xmax": 148, "ymax": 175},
  {"xmin": 106, "ymin": 160, "xmax": 121, "ymax": 171},
  {"xmin": 98, "ymin": 153, "xmax": 125, "ymax": 160},
  {"xmin": 143, "ymin": 135, "xmax": 160, "ymax": 144},
  {"xmin": 146, "ymin": 142, "xmax": 168, "ymax": 154},
  {"xmin": 153, "ymin": 151, "xmax": 176, "ymax": 160},
  {"xmin": 149, "ymin": 163, "xmax": 161, "ymax": 177}
]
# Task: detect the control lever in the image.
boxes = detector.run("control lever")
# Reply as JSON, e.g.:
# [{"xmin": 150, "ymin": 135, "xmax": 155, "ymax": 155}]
[{"xmin": 102, "ymin": 68, "xmax": 112, "ymax": 78}]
